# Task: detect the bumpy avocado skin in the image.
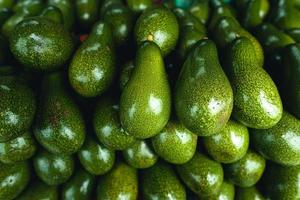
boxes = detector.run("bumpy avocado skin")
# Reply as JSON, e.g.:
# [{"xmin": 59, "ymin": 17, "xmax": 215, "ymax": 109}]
[
  {"xmin": 33, "ymin": 149, "xmax": 74, "ymax": 186},
  {"xmin": 151, "ymin": 121, "xmax": 197, "ymax": 164},
  {"xmin": 96, "ymin": 162, "xmax": 138, "ymax": 200},
  {"xmin": 201, "ymin": 180, "xmax": 235, "ymax": 200},
  {"xmin": 176, "ymin": 152, "xmax": 224, "ymax": 198},
  {"xmin": 141, "ymin": 161, "xmax": 186, "ymax": 200},
  {"xmin": 0, "ymin": 76, "xmax": 36, "ymax": 142},
  {"xmin": 235, "ymin": 186, "xmax": 265, "ymax": 200},
  {"xmin": 0, "ymin": 161, "xmax": 30, "ymax": 200},
  {"xmin": 175, "ymin": 39, "xmax": 233, "ymax": 136},
  {"xmin": 134, "ymin": 6, "xmax": 179, "ymax": 56}
]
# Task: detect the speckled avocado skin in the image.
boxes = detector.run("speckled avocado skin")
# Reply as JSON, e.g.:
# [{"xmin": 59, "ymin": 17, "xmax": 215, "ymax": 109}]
[
  {"xmin": 40, "ymin": 5, "xmax": 64, "ymax": 24},
  {"xmin": 201, "ymin": 180, "xmax": 235, "ymax": 200},
  {"xmin": 9, "ymin": 17, "xmax": 74, "ymax": 71},
  {"xmin": 0, "ymin": 76, "xmax": 36, "ymax": 142},
  {"xmin": 151, "ymin": 121, "xmax": 197, "ymax": 164},
  {"xmin": 0, "ymin": 161, "xmax": 30, "ymax": 200},
  {"xmin": 134, "ymin": 6, "xmax": 179, "ymax": 56},
  {"xmin": 235, "ymin": 186, "xmax": 266, "ymax": 200},
  {"xmin": 203, "ymin": 119, "xmax": 249, "ymax": 164},
  {"xmin": 141, "ymin": 161, "xmax": 186, "ymax": 200},
  {"xmin": 96, "ymin": 162, "xmax": 138, "ymax": 200},
  {"xmin": 175, "ymin": 39, "xmax": 233, "ymax": 136}
]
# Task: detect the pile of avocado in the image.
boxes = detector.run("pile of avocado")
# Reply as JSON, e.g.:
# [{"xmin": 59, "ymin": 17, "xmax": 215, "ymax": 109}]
[{"xmin": 1, "ymin": 0, "xmax": 300, "ymax": 199}]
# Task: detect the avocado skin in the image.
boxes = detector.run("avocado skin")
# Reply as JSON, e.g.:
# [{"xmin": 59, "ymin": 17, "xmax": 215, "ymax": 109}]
[
  {"xmin": 0, "ymin": 76, "xmax": 36, "ymax": 142},
  {"xmin": 189, "ymin": 0, "xmax": 210, "ymax": 24},
  {"xmin": 134, "ymin": 6, "xmax": 179, "ymax": 56},
  {"xmin": 201, "ymin": 180, "xmax": 235, "ymax": 200},
  {"xmin": 33, "ymin": 149, "xmax": 74, "ymax": 186},
  {"xmin": 151, "ymin": 121, "xmax": 197, "ymax": 164},
  {"xmin": 224, "ymin": 149, "xmax": 266, "ymax": 187},
  {"xmin": 48, "ymin": 0, "xmax": 75, "ymax": 30},
  {"xmin": 76, "ymin": 0, "xmax": 99, "ymax": 30},
  {"xmin": 251, "ymin": 111, "xmax": 300, "ymax": 166},
  {"xmin": 141, "ymin": 161, "xmax": 186, "ymax": 200},
  {"xmin": 96, "ymin": 162, "xmax": 138, "ymax": 200},
  {"xmin": 286, "ymin": 28, "xmax": 300, "ymax": 42},
  {"xmin": 13, "ymin": 0, "xmax": 44, "ymax": 13},
  {"xmin": 176, "ymin": 152, "xmax": 224, "ymax": 198},
  {"xmin": 204, "ymin": 120, "xmax": 249, "ymax": 164},
  {"xmin": 235, "ymin": 186, "xmax": 265, "ymax": 200},
  {"xmin": 0, "ymin": 130, "xmax": 36, "ymax": 164},
  {"xmin": 119, "ymin": 61, "xmax": 134, "ymax": 91},
  {"xmin": 40, "ymin": 5, "xmax": 64, "ymax": 24},
  {"xmin": 0, "ymin": 8, "xmax": 12, "ymax": 28},
  {"xmin": 61, "ymin": 168, "xmax": 95, "ymax": 200},
  {"xmin": 78, "ymin": 136, "xmax": 115, "ymax": 175},
  {"xmin": 127, "ymin": 0, "xmax": 152, "ymax": 13},
  {"xmin": 0, "ymin": 161, "xmax": 30, "ymax": 200},
  {"xmin": 0, "ymin": 0, "xmax": 13, "ymax": 9}
]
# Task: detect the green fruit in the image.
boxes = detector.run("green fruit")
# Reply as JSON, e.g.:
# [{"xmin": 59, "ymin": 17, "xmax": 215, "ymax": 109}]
[
  {"xmin": 119, "ymin": 61, "xmax": 134, "ymax": 91},
  {"xmin": 120, "ymin": 41, "xmax": 171, "ymax": 139},
  {"xmin": 0, "ymin": 8, "xmax": 12, "ymax": 28},
  {"xmin": 224, "ymin": 150, "xmax": 266, "ymax": 187},
  {"xmin": 134, "ymin": 6, "xmax": 179, "ymax": 56},
  {"xmin": 209, "ymin": 5, "xmax": 236, "ymax": 31},
  {"xmin": 212, "ymin": 180, "xmax": 235, "ymax": 200},
  {"xmin": 286, "ymin": 28, "xmax": 300, "ymax": 42},
  {"xmin": 75, "ymin": 0, "xmax": 99, "ymax": 29},
  {"xmin": 0, "ymin": 76, "xmax": 36, "ymax": 142},
  {"xmin": 48, "ymin": 0, "xmax": 75, "ymax": 30},
  {"xmin": 2, "ymin": 11, "xmax": 29, "ymax": 38},
  {"xmin": 78, "ymin": 136, "xmax": 115, "ymax": 175},
  {"xmin": 93, "ymin": 96, "xmax": 136, "ymax": 151},
  {"xmin": 175, "ymin": 39, "xmax": 233, "ymax": 136},
  {"xmin": 69, "ymin": 21, "xmax": 115, "ymax": 97},
  {"xmin": 176, "ymin": 152, "xmax": 224, "ymax": 198},
  {"xmin": 13, "ymin": 0, "xmax": 44, "ymax": 13},
  {"xmin": 251, "ymin": 111, "xmax": 300, "ymax": 166},
  {"xmin": 141, "ymin": 161, "xmax": 186, "ymax": 200},
  {"xmin": 33, "ymin": 149, "xmax": 74, "ymax": 186},
  {"xmin": 151, "ymin": 121, "xmax": 197, "ymax": 164},
  {"xmin": 34, "ymin": 73, "xmax": 85, "ymax": 155},
  {"xmin": 127, "ymin": 0, "xmax": 153, "ymax": 13},
  {"xmin": 96, "ymin": 162, "xmax": 138, "ymax": 200},
  {"xmin": 0, "ymin": 162, "xmax": 30, "ymax": 200},
  {"xmin": 235, "ymin": 186, "xmax": 265, "ymax": 200},
  {"xmin": 0, "ymin": 0, "xmax": 13, "ymax": 9},
  {"xmin": 40, "ymin": 5, "xmax": 64, "ymax": 24},
  {"xmin": 123, "ymin": 139, "xmax": 158, "ymax": 169},
  {"xmin": 9, "ymin": 17, "xmax": 74, "ymax": 71},
  {"xmin": 189, "ymin": 0, "xmax": 210, "ymax": 24},
  {"xmin": 62, "ymin": 169, "xmax": 95, "ymax": 200},
  {"xmin": 203, "ymin": 120, "xmax": 249, "ymax": 163}
]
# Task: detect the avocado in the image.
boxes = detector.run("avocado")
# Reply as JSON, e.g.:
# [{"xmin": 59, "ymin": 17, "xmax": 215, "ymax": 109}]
[
  {"xmin": 175, "ymin": 39, "xmax": 233, "ymax": 136},
  {"xmin": 201, "ymin": 180, "xmax": 235, "ymax": 200},
  {"xmin": 34, "ymin": 72, "xmax": 85, "ymax": 155},
  {"xmin": 75, "ymin": 0, "xmax": 99, "ymax": 30},
  {"xmin": 0, "ymin": 162, "xmax": 30, "ymax": 200},
  {"xmin": 134, "ymin": 6, "xmax": 179, "ymax": 56},
  {"xmin": 224, "ymin": 149, "xmax": 266, "ymax": 187},
  {"xmin": 141, "ymin": 161, "xmax": 186, "ymax": 200},
  {"xmin": 209, "ymin": 5, "xmax": 236, "ymax": 31},
  {"xmin": 176, "ymin": 152, "xmax": 224, "ymax": 198},
  {"xmin": 119, "ymin": 61, "xmax": 134, "ymax": 91},
  {"xmin": 189, "ymin": 0, "xmax": 210, "ymax": 24},
  {"xmin": 203, "ymin": 119, "xmax": 249, "ymax": 164},
  {"xmin": 235, "ymin": 186, "xmax": 265, "ymax": 200},
  {"xmin": 0, "ymin": 0, "xmax": 13, "ymax": 9},
  {"xmin": 96, "ymin": 162, "xmax": 138, "ymax": 200},
  {"xmin": 127, "ymin": 0, "xmax": 153, "ymax": 13},
  {"xmin": 120, "ymin": 41, "xmax": 171, "ymax": 139},
  {"xmin": 0, "ymin": 8, "xmax": 12, "ymax": 28},
  {"xmin": 33, "ymin": 148, "xmax": 74, "ymax": 185},
  {"xmin": 13, "ymin": 0, "xmax": 44, "ymax": 13},
  {"xmin": 0, "ymin": 76, "xmax": 36, "ymax": 142},
  {"xmin": 48, "ymin": 0, "xmax": 75, "ymax": 30},
  {"xmin": 286, "ymin": 28, "xmax": 300, "ymax": 42},
  {"xmin": 40, "ymin": 5, "xmax": 64, "ymax": 24},
  {"xmin": 151, "ymin": 121, "xmax": 197, "ymax": 164},
  {"xmin": 2, "ymin": 11, "xmax": 29, "ymax": 38},
  {"xmin": 69, "ymin": 21, "xmax": 115, "ymax": 97}
]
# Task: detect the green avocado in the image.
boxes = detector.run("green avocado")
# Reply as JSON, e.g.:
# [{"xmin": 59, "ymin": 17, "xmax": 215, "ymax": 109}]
[
  {"xmin": 13, "ymin": 0, "xmax": 44, "ymax": 13},
  {"xmin": 201, "ymin": 180, "xmax": 235, "ymax": 200},
  {"xmin": 2, "ymin": 11, "xmax": 29, "ymax": 38},
  {"xmin": 286, "ymin": 28, "xmax": 300, "ymax": 42},
  {"xmin": 0, "ymin": 0, "xmax": 13, "ymax": 9},
  {"xmin": 48, "ymin": 0, "xmax": 75, "ymax": 30},
  {"xmin": 0, "ymin": 8, "xmax": 13, "ymax": 28},
  {"xmin": 209, "ymin": 5, "xmax": 236, "ymax": 31},
  {"xmin": 203, "ymin": 119, "xmax": 249, "ymax": 164},
  {"xmin": 127, "ymin": 0, "xmax": 153, "ymax": 13},
  {"xmin": 40, "ymin": 5, "xmax": 64, "ymax": 24},
  {"xmin": 119, "ymin": 61, "xmax": 134, "ymax": 91},
  {"xmin": 235, "ymin": 186, "xmax": 265, "ymax": 200},
  {"xmin": 75, "ymin": 0, "xmax": 99, "ymax": 30},
  {"xmin": 189, "ymin": 0, "xmax": 210, "ymax": 24}
]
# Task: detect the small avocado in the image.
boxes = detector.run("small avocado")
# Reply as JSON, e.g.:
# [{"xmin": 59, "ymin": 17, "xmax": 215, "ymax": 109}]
[
  {"xmin": 134, "ymin": 6, "xmax": 179, "ymax": 56},
  {"xmin": 78, "ymin": 136, "xmax": 115, "ymax": 175},
  {"xmin": 127, "ymin": 0, "xmax": 153, "ymax": 13},
  {"xmin": 0, "ymin": 76, "xmax": 36, "ymax": 142},
  {"xmin": 189, "ymin": 0, "xmax": 210, "ymax": 24},
  {"xmin": 33, "ymin": 148, "xmax": 74, "ymax": 186},
  {"xmin": 122, "ymin": 139, "xmax": 158, "ymax": 169},
  {"xmin": 61, "ymin": 168, "xmax": 95, "ymax": 200},
  {"xmin": 96, "ymin": 162, "xmax": 138, "ymax": 200},
  {"xmin": 93, "ymin": 96, "xmax": 136, "ymax": 151},
  {"xmin": 75, "ymin": 0, "xmax": 99, "ymax": 30},
  {"xmin": 235, "ymin": 186, "xmax": 265, "ymax": 200},
  {"xmin": 176, "ymin": 152, "xmax": 224, "ymax": 198},
  {"xmin": 0, "ymin": 161, "xmax": 30, "ymax": 200},
  {"xmin": 141, "ymin": 161, "xmax": 186, "ymax": 200},
  {"xmin": 175, "ymin": 39, "xmax": 233, "ymax": 136},
  {"xmin": 48, "ymin": 0, "xmax": 75, "ymax": 30},
  {"xmin": 209, "ymin": 5, "xmax": 236, "ymax": 31},
  {"xmin": 286, "ymin": 28, "xmax": 300, "ymax": 42},
  {"xmin": 204, "ymin": 120, "xmax": 249, "ymax": 164},
  {"xmin": 201, "ymin": 180, "xmax": 235, "ymax": 200},
  {"xmin": 120, "ymin": 41, "xmax": 171, "ymax": 139},
  {"xmin": 224, "ymin": 149, "xmax": 266, "ymax": 187},
  {"xmin": 151, "ymin": 121, "xmax": 197, "ymax": 164},
  {"xmin": 119, "ymin": 61, "xmax": 134, "ymax": 91},
  {"xmin": 34, "ymin": 72, "xmax": 85, "ymax": 155},
  {"xmin": 40, "ymin": 5, "xmax": 64, "ymax": 24}
]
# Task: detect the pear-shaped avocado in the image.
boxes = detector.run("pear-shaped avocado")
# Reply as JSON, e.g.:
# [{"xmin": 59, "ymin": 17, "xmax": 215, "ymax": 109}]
[
  {"xmin": 141, "ymin": 161, "xmax": 186, "ymax": 200},
  {"xmin": 0, "ymin": 76, "xmax": 36, "ymax": 142},
  {"xmin": 93, "ymin": 96, "xmax": 136, "ymax": 150},
  {"xmin": 127, "ymin": 0, "xmax": 153, "ymax": 13},
  {"xmin": 75, "ymin": 0, "xmax": 99, "ymax": 30},
  {"xmin": 176, "ymin": 152, "xmax": 224, "ymax": 198},
  {"xmin": 209, "ymin": 5, "xmax": 236, "ymax": 31},
  {"xmin": 203, "ymin": 120, "xmax": 249, "ymax": 163},
  {"xmin": 235, "ymin": 186, "xmax": 265, "ymax": 200},
  {"xmin": 96, "ymin": 162, "xmax": 138, "ymax": 200},
  {"xmin": 251, "ymin": 111, "xmax": 300, "ymax": 166},
  {"xmin": 0, "ymin": 161, "xmax": 30, "ymax": 200},
  {"xmin": 120, "ymin": 41, "xmax": 171, "ymax": 139},
  {"xmin": 151, "ymin": 121, "xmax": 197, "ymax": 164},
  {"xmin": 48, "ymin": 0, "xmax": 75, "ymax": 30},
  {"xmin": 175, "ymin": 39, "xmax": 233, "ymax": 136},
  {"xmin": 78, "ymin": 136, "xmax": 115, "ymax": 175},
  {"xmin": 69, "ymin": 21, "xmax": 115, "ymax": 97},
  {"xmin": 33, "ymin": 148, "xmax": 74, "ymax": 186},
  {"xmin": 34, "ymin": 72, "xmax": 85, "ymax": 155}
]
